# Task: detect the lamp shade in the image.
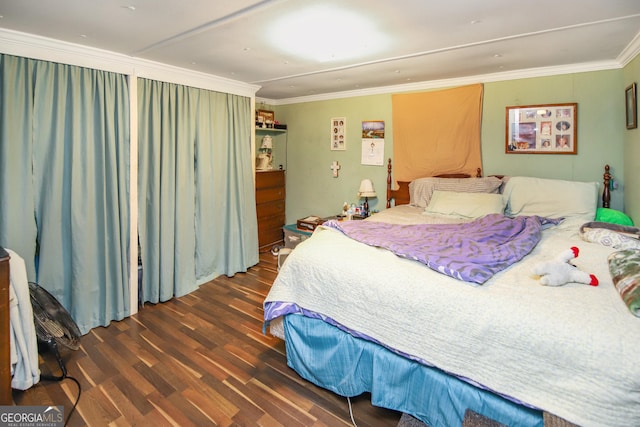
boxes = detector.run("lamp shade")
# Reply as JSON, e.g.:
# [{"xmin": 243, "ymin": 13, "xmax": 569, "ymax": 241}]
[
  {"xmin": 260, "ymin": 135, "xmax": 273, "ymax": 149},
  {"xmin": 357, "ymin": 179, "xmax": 377, "ymax": 198}
]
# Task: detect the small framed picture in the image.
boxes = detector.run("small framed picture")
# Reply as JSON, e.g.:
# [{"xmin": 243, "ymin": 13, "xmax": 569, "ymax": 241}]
[
  {"xmin": 505, "ymin": 103, "xmax": 577, "ymax": 154},
  {"xmin": 361, "ymin": 121, "xmax": 385, "ymax": 165},
  {"xmin": 331, "ymin": 117, "xmax": 346, "ymax": 151},
  {"xmin": 625, "ymin": 83, "xmax": 637, "ymax": 130},
  {"xmin": 256, "ymin": 109, "xmax": 275, "ymax": 128}
]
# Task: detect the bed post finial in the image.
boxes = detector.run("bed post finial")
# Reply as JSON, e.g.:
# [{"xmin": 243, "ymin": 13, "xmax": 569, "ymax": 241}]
[
  {"xmin": 603, "ymin": 165, "xmax": 611, "ymax": 208},
  {"xmin": 387, "ymin": 158, "xmax": 392, "ymax": 209}
]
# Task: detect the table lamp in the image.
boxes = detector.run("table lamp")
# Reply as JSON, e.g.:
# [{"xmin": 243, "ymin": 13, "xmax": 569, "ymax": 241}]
[
  {"xmin": 357, "ymin": 179, "xmax": 377, "ymax": 217},
  {"xmin": 256, "ymin": 135, "xmax": 273, "ymax": 170}
]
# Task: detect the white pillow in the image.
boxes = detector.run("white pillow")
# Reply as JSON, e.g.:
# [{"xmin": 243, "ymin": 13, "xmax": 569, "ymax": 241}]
[
  {"xmin": 409, "ymin": 176, "xmax": 503, "ymax": 208},
  {"xmin": 425, "ymin": 190, "xmax": 506, "ymax": 219},
  {"xmin": 502, "ymin": 176, "xmax": 599, "ymax": 222}
]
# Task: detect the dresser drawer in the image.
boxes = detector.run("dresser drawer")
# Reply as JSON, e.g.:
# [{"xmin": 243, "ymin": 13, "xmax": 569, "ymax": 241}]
[
  {"xmin": 256, "ymin": 170, "xmax": 285, "ymax": 189},
  {"xmin": 258, "ymin": 225, "xmax": 284, "ymax": 247},
  {"xmin": 257, "ymin": 200, "xmax": 285, "ymax": 219},
  {"xmin": 256, "ymin": 186, "xmax": 285, "ymax": 204},
  {"xmin": 258, "ymin": 214, "xmax": 286, "ymax": 234}
]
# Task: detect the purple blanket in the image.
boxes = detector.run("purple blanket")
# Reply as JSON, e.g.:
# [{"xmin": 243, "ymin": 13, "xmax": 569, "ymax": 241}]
[{"xmin": 323, "ymin": 214, "xmax": 560, "ymax": 284}]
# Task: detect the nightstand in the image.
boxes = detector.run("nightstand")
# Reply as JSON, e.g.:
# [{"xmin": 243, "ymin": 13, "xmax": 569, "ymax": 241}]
[{"xmin": 335, "ymin": 214, "xmax": 365, "ymax": 220}]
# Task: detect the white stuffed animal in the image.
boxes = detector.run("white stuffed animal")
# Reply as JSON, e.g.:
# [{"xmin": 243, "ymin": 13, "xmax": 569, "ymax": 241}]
[{"xmin": 533, "ymin": 246, "xmax": 599, "ymax": 287}]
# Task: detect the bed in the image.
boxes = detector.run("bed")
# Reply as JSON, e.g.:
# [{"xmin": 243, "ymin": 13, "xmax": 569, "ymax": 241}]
[{"xmin": 263, "ymin": 160, "xmax": 640, "ymax": 427}]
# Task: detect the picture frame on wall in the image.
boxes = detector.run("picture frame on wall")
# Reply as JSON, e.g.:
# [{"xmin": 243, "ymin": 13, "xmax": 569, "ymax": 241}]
[
  {"xmin": 625, "ymin": 83, "xmax": 637, "ymax": 130},
  {"xmin": 361, "ymin": 121, "xmax": 385, "ymax": 165},
  {"xmin": 331, "ymin": 117, "xmax": 346, "ymax": 151},
  {"xmin": 505, "ymin": 103, "xmax": 577, "ymax": 154}
]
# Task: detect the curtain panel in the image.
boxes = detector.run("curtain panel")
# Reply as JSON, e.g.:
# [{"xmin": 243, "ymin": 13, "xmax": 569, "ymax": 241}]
[
  {"xmin": 392, "ymin": 84, "xmax": 484, "ymax": 184},
  {"xmin": 137, "ymin": 78, "xmax": 257, "ymax": 305},
  {"xmin": 0, "ymin": 54, "xmax": 131, "ymax": 334}
]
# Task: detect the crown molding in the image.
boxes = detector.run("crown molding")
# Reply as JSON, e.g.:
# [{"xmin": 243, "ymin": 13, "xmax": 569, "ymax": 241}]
[
  {"xmin": 4, "ymin": 27, "xmax": 634, "ymax": 105},
  {"xmin": 262, "ymin": 60, "xmax": 623, "ymax": 105},
  {"xmin": 0, "ymin": 28, "xmax": 260, "ymax": 98},
  {"xmin": 618, "ymin": 31, "xmax": 640, "ymax": 67}
]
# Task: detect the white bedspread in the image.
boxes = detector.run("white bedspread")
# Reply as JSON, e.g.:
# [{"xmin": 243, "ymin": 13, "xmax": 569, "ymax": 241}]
[
  {"xmin": 7, "ymin": 249, "xmax": 40, "ymax": 390},
  {"xmin": 265, "ymin": 212, "xmax": 640, "ymax": 427}
]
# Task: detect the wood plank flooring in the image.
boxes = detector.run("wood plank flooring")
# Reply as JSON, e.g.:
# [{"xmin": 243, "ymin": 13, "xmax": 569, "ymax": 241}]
[{"xmin": 12, "ymin": 253, "xmax": 401, "ymax": 426}]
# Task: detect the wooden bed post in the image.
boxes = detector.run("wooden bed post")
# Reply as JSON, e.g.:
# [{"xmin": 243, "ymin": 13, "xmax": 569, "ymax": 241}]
[
  {"xmin": 386, "ymin": 158, "xmax": 392, "ymax": 209},
  {"xmin": 603, "ymin": 164, "xmax": 611, "ymax": 208}
]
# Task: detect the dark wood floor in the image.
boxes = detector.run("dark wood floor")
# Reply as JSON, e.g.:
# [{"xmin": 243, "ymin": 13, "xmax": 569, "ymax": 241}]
[{"xmin": 12, "ymin": 253, "xmax": 401, "ymax": 426}]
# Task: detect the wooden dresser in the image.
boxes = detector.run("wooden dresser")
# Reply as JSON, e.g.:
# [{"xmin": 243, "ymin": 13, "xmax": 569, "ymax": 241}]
[
  {"xmin": 0, "ymin": 247, "xmax": 11, "ymax": 404},
  {"xmin": 255, "ymin": 170, "xmax": 286, "ymax": 252}
]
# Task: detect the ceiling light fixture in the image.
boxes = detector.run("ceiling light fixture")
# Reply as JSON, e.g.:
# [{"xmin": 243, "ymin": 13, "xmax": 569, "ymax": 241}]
[{"xmin": 268, "ymin": 5, "xmax": 388, "ymax": 63}]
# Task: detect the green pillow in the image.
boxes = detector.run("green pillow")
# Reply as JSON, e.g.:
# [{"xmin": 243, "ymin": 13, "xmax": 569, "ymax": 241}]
[{"xmin": 595, "ymin": 208, "xmax": 634, "ymax": 226}]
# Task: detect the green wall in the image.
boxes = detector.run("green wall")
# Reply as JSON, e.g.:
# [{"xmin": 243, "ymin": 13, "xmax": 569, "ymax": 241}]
[
  {"xmin": 623, "ymin": 54, "xmax": 640, "ymax": 224},
  {"xmin": 482, "ymin": 70, "xmax": 624, "ymax": 208},
  {"xmin": 274, "ymin": 69, "xmax": 630, "ymax": 224},
  {"xmin": 273, "ymin": 95, "xmax": 394, "ymax": 221}
]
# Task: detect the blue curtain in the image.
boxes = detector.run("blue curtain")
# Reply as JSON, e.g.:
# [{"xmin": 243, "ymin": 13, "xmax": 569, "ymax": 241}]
[
  {"xmin": 0, "ymin": 54, "xmax": 130, "ymax": 334},
  {"xmin": 137, "ymin": 78, "xmax": 258, "ymax": 304},
  {"xmin": 0, "ymin": 55, "xmax": 37, "ymax": 278}
]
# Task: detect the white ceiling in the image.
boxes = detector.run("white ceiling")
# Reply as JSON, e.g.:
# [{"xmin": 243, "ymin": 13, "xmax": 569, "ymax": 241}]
[{"xmin": 1, "ymin": 0, "xmax": 640, "ymax": 102}]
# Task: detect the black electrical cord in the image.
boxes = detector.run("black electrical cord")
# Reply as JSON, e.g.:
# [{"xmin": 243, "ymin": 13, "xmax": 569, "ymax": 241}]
[
  {"xmin": 39, "ymin": 374, "xmax": 81, "ymax": 427},
  {"xmin": 38, "ymin": 339, "xmax": 82, "ymax": 426},
  {"xmin": 62, "ymin": 375, "xmax": 81, "ymax": 427},
  {"xmin": 39, "ymin": 374, "xmax": 82, "ymax": 427}
]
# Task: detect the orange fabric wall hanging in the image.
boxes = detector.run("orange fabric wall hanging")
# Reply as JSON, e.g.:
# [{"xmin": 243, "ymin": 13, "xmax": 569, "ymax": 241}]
[{"xmin": 391, "ymin": 83, "xmax": 484, "ymax": 184}]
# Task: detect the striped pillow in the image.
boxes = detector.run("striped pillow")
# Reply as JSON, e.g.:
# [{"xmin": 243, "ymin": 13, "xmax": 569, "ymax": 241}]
[{"xmin": 409, "ymin": 176, "xmax": 503, "ymax": 208}]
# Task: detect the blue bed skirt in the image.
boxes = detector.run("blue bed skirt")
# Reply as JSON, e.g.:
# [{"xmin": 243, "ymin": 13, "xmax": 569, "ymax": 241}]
[{"xmin": 282, "ymin": 314, "xmax": 543, "ymax": 427}]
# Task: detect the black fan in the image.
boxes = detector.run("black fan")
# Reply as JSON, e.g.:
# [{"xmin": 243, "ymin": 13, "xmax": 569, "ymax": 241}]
[{"xmin": 29, "ymin": 282, "xmax": 81, "ymax": 380}]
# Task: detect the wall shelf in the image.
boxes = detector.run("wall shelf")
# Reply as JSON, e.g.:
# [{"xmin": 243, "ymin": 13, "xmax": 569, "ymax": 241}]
[
  {"xmin": 256, "ymin": 127, "xmax": 286, "ymax": 134},
  {"xmin": 255, "ymin": 126, "xmax": 288, "ymax": 171}
]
